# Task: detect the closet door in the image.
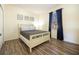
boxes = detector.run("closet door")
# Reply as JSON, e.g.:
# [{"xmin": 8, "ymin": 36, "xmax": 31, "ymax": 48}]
[
  {"xmin": 49, "ymin": 12, "xmax": 58, "ymax": 39},
  {"xmin": 0, "ymin": 5, "xmax": 3, "ymax": 49},
  {"xmin": 51, "ymin": 12, "xmax": 58, "ymax": 39}
]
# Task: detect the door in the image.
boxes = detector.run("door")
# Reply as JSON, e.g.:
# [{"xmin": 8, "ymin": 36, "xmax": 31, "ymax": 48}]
[
  {"xmin": 0, "ymin": 5, "xmax": 3, "ymax": 49},
  {"xmin": 49, "ymin": 12, "xmax": 58, "ymax": 39},
  {"xmin": 51, "ymin": 12, "xmax": 58, "ymax": 39}
]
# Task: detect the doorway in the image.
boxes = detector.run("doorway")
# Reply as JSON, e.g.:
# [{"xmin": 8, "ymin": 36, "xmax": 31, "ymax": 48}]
[
  {"xmin": 0, "ymin": 5, "xmax": 4, "ymax": 49},
  {"xmin": 49, "ymin": 9, "xmax": 64, "ymax": 40}
]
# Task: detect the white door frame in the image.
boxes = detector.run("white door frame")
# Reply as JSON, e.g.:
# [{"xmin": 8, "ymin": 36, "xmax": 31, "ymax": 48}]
[{"xmin": 0, "ymin": 4, "xmax": 4, "ymax": 49}]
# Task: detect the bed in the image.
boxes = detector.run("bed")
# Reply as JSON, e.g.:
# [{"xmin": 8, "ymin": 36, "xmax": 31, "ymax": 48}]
[{"xmin": 19, "ymin": 24, "xmax": 50, "ymax": 53}]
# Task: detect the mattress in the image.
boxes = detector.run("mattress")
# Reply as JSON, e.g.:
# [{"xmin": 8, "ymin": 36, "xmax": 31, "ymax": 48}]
[{"xmin": 20, "ymin": 30, "xmax": 47, "ymax": 40}]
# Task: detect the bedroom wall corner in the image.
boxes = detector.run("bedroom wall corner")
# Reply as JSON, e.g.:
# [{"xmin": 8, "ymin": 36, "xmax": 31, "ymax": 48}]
[
  {"xmin": 50, "ymin": 4, "xmax": 79, "ymax": 44},
  {"xmin": 2, "ymin": 4, "xmax": 39, "ymax": 41}
]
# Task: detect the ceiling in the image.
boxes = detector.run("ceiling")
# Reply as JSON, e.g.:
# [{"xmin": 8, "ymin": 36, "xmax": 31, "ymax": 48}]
[{"xmin": 15, "ymin": 4, "xmax": 58, "ymax": 14}]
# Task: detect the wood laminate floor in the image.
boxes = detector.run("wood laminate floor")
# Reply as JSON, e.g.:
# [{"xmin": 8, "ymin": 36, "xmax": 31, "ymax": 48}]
[{"xmin": 0, "ymin": 39, "xmax": 79, "ymax": 55}]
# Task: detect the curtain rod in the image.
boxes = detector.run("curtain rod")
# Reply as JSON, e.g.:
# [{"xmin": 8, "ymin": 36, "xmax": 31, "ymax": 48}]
[{"xmin": 49, "ymin": 8, "xmax": 63, "ymax": 14}]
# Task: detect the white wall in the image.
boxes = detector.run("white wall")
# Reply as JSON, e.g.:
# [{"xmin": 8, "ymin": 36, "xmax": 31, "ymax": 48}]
[
  {"xmin": 50, "ymin": 4, "xmax": 79, "ymax": 44},
  {"xmin": 37, "ymin": 13, "xmax": 49, "ymax": 31},
  {"xmin": 2, "ymin": 4, "xmax": 39, "ymax": 41}
]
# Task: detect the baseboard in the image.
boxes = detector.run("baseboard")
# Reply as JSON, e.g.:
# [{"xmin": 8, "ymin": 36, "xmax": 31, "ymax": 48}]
[
  {"xmin": 51, "ymin": 38, "xmax": 79, "ymax": 45},
  {"xmin": 4, "ymin": 38, "xmax": 19, "ymax": 42},
  {"xmin": 51, "ymin": 38, "xmax": 57, "ymax": 40},
  {"xmin": 63, "ymin": 40, "xmax": 79, "ymax": 45}
]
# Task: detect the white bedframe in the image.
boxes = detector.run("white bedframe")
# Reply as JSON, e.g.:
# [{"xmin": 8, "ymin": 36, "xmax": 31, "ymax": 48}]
[{"xmin": 19, "ymin": 24, "xmax": 50, "ymax": 53}]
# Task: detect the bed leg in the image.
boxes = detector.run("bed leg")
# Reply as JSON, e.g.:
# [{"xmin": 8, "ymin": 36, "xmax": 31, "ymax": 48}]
[
  {"xmin": 30, "ymin": 48, "xmax": 32, "ymax": 53},
  {"xmin": 48, "ymin": 39, "xmax": 51, "ymax": 42}
]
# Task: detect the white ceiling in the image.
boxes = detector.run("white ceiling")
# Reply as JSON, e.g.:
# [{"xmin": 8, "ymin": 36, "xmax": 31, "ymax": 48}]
[{"xmin": 15, "ymin": 4, "xmax": 58, "ymax": 14}]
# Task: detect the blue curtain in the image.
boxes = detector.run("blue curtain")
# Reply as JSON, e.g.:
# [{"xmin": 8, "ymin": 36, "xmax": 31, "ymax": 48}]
[
  {"xmin": 56, "ymin": 9, "xmax": 63, "ymax": 40},
  {"xmin": 49, "ymin": 12, "xmax": 53, "ymax": 38},
  {"xmin": 49, "ymin": 9, "xmax": 63, "ymax": 40}
]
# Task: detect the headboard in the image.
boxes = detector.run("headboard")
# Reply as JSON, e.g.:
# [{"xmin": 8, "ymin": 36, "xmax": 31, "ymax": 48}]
[{"xmin": 19, "ymin": 24, "xmax": 36, "ymax": 31}]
